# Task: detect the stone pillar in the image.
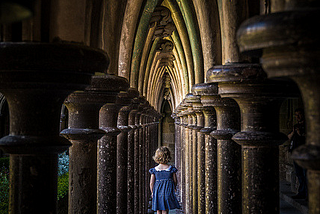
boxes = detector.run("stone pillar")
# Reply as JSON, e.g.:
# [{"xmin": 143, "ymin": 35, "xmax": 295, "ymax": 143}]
[
  {"xmin": 138, "ymin": 110, "xmax": 144, "ymax": 213},
  {"xmin": 0, "ymin": 42, "xmax": 104, "ymax": 213},
  {"xmin": 191, "ymin": 112, "xmax": 198, "ymax": 213},
  {"xmin": 133, "ymin": 99, "xmax": 145, "ymax": 213},
  {"xmin": 190, "ymin": 92, "xmax": 205, "ymax": 214},
  {"xmin": 178, "ymin": 101, "xmax": 188, "ymax": 212},
  {"xmin": 172, "ymin": 109, "xmax": 181, "ymax": 202},
  {"xmin": 127, "ymin": 98, "xmax": 140, "ymax": 214},
  {"xmin": 139, "ymin": 108, "xmax": 147, "ymax": 213},
  {"xmin": 237, "ymin": 2, "xmax": 320, "ymax": 212},
  {"xmin": 61, "ymin": 77, "xmax": 113, "ymax": 213},
  {"xmin": 207, "ymin": 63, "xmax": 297, "ymax": 214},
  {"xmin": 145, "ymin": 113, "xmax": 151, "ymax": 206},
  {"xmin": 179, "ymin": 98, "xmax": 192, "ymax": 213},
  {"xmin": 97, "ymin": 75, "xmax": 129, "ymax": 214},
  {"xmin": 184, "ymin": 93, "xmax": 196, "ymax": 213},
  {"xmin": 192, "ymin": 83, "xmax": 218, "ymax": 214},
  {"xmin": 116, "ymin": 88, "xmax": 139, "ymax": 214},
  {"xmin": 212, "ymin": 99, "xmax": 241, "ymax": 214}
]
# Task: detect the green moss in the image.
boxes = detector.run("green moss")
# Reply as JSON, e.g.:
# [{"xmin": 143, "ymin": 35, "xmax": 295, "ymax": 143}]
[{"xmin": 57, "ymin": 172, "xmax": 69, "ymax": 201}]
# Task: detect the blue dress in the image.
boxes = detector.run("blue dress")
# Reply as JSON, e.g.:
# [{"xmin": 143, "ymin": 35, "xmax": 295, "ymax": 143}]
[{"xmin": 149, "ymin": 165, "xmax": 181, "ymax": 211}]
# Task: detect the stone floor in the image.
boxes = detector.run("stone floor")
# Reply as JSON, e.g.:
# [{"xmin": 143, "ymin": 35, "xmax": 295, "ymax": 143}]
[
  {"xmin": 280, "ymin": 181, "xmax": 308, "ymax": 214},
  {"xmin": 151, "ymin": 181, "xmax": 308, "ymax": 214}
]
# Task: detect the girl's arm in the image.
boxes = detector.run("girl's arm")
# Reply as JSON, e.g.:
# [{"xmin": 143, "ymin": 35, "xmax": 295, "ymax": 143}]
[
  {"xmin": 173, "ymin": 173, "xmax": 178, "ymax": 191},
  {"xmin": 150, "ymin": 174, "xmax": 155, "ymax": 197}
]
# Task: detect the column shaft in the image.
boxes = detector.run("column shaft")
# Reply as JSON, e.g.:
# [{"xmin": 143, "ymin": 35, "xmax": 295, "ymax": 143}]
[
  {"xmin": 192, "ymin": 116, "xmax": 198, "ymax": 213},
  {"xmin": 98, "ymin": 103, "xmax": 121, "ymax": 213},
  {"xmin": 211, "ymin": 101, "xmax": 241, "ymax": 214},
  {"xmin": 68, "ymin": 137, "xmax": 98, "ymax": 213},
  {"xmin": 181, "ymin": 114, "xmax": 188, "ymax": 212},
  {"xmin": 117, "ymin": 104, "xmax": 133, "ymax": 214},
  {"xmin": 195, "ymin": 112, "xmax": 205, "ymax": 214},
  {"xmin": 205, "ymin": 135, "xmax": 218, "ymax": 214},
  {"xmin": 187, "ymin": 114, "xmax": 193, "ymax": 213},
  {"xmin": 9, "ymin": 154, "xmax": 59, "ymax": 213},
  {"xmin": 184, "ymin": 116, "xmax": 191, "ymax": 213},
  {"xmin": 127, "ymin": 110, "xmax": 138, "ymax": 214},
  {"xmin": 134, "ymin": 112, "xmax": 141, "ymax": 213}
]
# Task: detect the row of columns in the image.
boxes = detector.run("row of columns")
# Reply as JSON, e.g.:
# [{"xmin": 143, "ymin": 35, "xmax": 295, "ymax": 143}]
[
  {"xmin": 0, "ymin": 42, "xmax": 108, "ymax": 213},
  {"xmin": 174, "ymin": 1, "xmax": 319, "ymax": 213},
  {"xmin": 62, "ymin": 81, "xmax": 161, "ymax": 214},
  {"xmin": 173, "ymin": 64, "xmax": 299, "ymax": 214},
  {"xmin": 236, "ymin": 1, "xmax": 320, "ymax": 213},
  {"xmin": 0, "ymin": 42, "xmax": 162, "ymax": 213}
]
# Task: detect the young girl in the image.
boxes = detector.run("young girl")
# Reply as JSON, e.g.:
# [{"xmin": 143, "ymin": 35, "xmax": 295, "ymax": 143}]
[{"xmin": 149, "ymin": 146, "xmax": 181, "ymax": 214}]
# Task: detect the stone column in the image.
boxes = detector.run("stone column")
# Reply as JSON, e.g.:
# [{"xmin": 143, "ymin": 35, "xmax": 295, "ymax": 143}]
[
  {"xmin": 144, "ymin": 113, "xmax": 151, "ymax": 207},
  {"xmin": 212, "ymin": 99, "xmax": 241, "ymax": 214},
  {"xmin": 237, "ymin": 2, "xmax": 320, "ymax": 212},
  {"xmin": 127, "ymin": 98, "xmax": 140, "ymax": 214},
  {"xmin": 133, "ymin": 99, "xmax": 145, "ymax": 213},
  {"xmin": 116, "ymin": 88, "xmax": 139, "ymax": 214},
  {"xmin": 97, "ymin": 75, "xmax": 129, "ymax": 214},
  {"xmin": 179, "ymin": 98, "xmax": 192, "ymax": 213},
  {"xmin": 207, "ymin": 63, "xmax": 297, "ymax": 214},
  {"xmin": 184, "ymin": 93, "xmax": 196, "ymax": 213},
  {"xmin": 178, "ymin": 101, "xmax": 188, "ymax": 212},
  {"xmin": 139, "ymin": 108, "xmax": 147, "ymax": 213},
  {"xmin": 138, "ymin": 110, "xmax": 144, "ymax": 213},
  {"xmin": 191, "ymin": 112, "xmax": 198, "ymax": 213},
  {"xmin": 190, "ymin": 92, "xmax": 205, "ymax": 214},
  {"xmin": 192, "ymin": 83, "xmax": 218, "ymax": 214},
  {"xmin": 61, "ymin": 77, "xmax": 113, "ymax": 213},
  {"xmin": 0, "ymin": 42, "xmax": 104, "ymax": 213},
  {"xmin": 172, "ymin": 109, "xmax": 181, "ymax": 202}
]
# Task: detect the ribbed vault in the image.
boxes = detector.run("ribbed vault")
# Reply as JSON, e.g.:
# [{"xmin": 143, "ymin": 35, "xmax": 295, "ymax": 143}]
[{"xmin": 118, "ymin": 0, "xmax": 221, "ymax": 112}]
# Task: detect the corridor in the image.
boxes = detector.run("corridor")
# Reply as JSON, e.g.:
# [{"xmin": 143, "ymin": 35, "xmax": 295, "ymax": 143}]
[{"xmin": 0, "ymin": 0, "xmax": 319, "ymax": 213}]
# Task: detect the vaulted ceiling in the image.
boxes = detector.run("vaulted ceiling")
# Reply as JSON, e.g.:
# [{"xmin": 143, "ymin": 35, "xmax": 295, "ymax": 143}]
[{"xmin": 116, "ymin": 0, "xmax": 222, "ymax": 112}]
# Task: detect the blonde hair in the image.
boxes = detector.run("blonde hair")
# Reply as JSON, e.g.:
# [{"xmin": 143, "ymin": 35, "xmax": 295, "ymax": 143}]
[{"xmin": 153, "ymin": 146, "xmax": 171, "ymax": 164}]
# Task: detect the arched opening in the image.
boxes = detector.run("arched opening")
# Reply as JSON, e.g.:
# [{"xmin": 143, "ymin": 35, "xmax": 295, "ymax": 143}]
[{"xmin": 160, "ymin": 99, "xmax": 175, "ymax": 163}]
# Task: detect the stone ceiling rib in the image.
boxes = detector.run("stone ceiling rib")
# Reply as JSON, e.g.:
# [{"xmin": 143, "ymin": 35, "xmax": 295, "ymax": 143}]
[{"xmin": 118, "ymin": 0, "xmax": 144, "ymax": 80}]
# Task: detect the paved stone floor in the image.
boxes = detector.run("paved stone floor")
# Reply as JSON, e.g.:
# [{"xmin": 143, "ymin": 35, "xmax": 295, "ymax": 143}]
[
  {"xmin": 152, "ymin": 181, "xmax": 308, "ymax": 213},
  {"xmin": 280, "ymin": 199, "xmax": 303, "ymax": 214},
  {"xmin": 153, "ymin": 200, "xmax": 302, "ymax": 214},
  {"xmin": 280, "ymin": 181, "xmax": 308, "ymax": 214}
]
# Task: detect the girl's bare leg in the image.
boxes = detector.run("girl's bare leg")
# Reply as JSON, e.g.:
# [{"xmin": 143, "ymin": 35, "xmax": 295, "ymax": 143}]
[
  {"xmin": 162, "ymin": 210, "xmax": 169, "ymax": 214},
  {"xmin": 157, "ymin": 211, "xmax": 162, "ymax": 214}
]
